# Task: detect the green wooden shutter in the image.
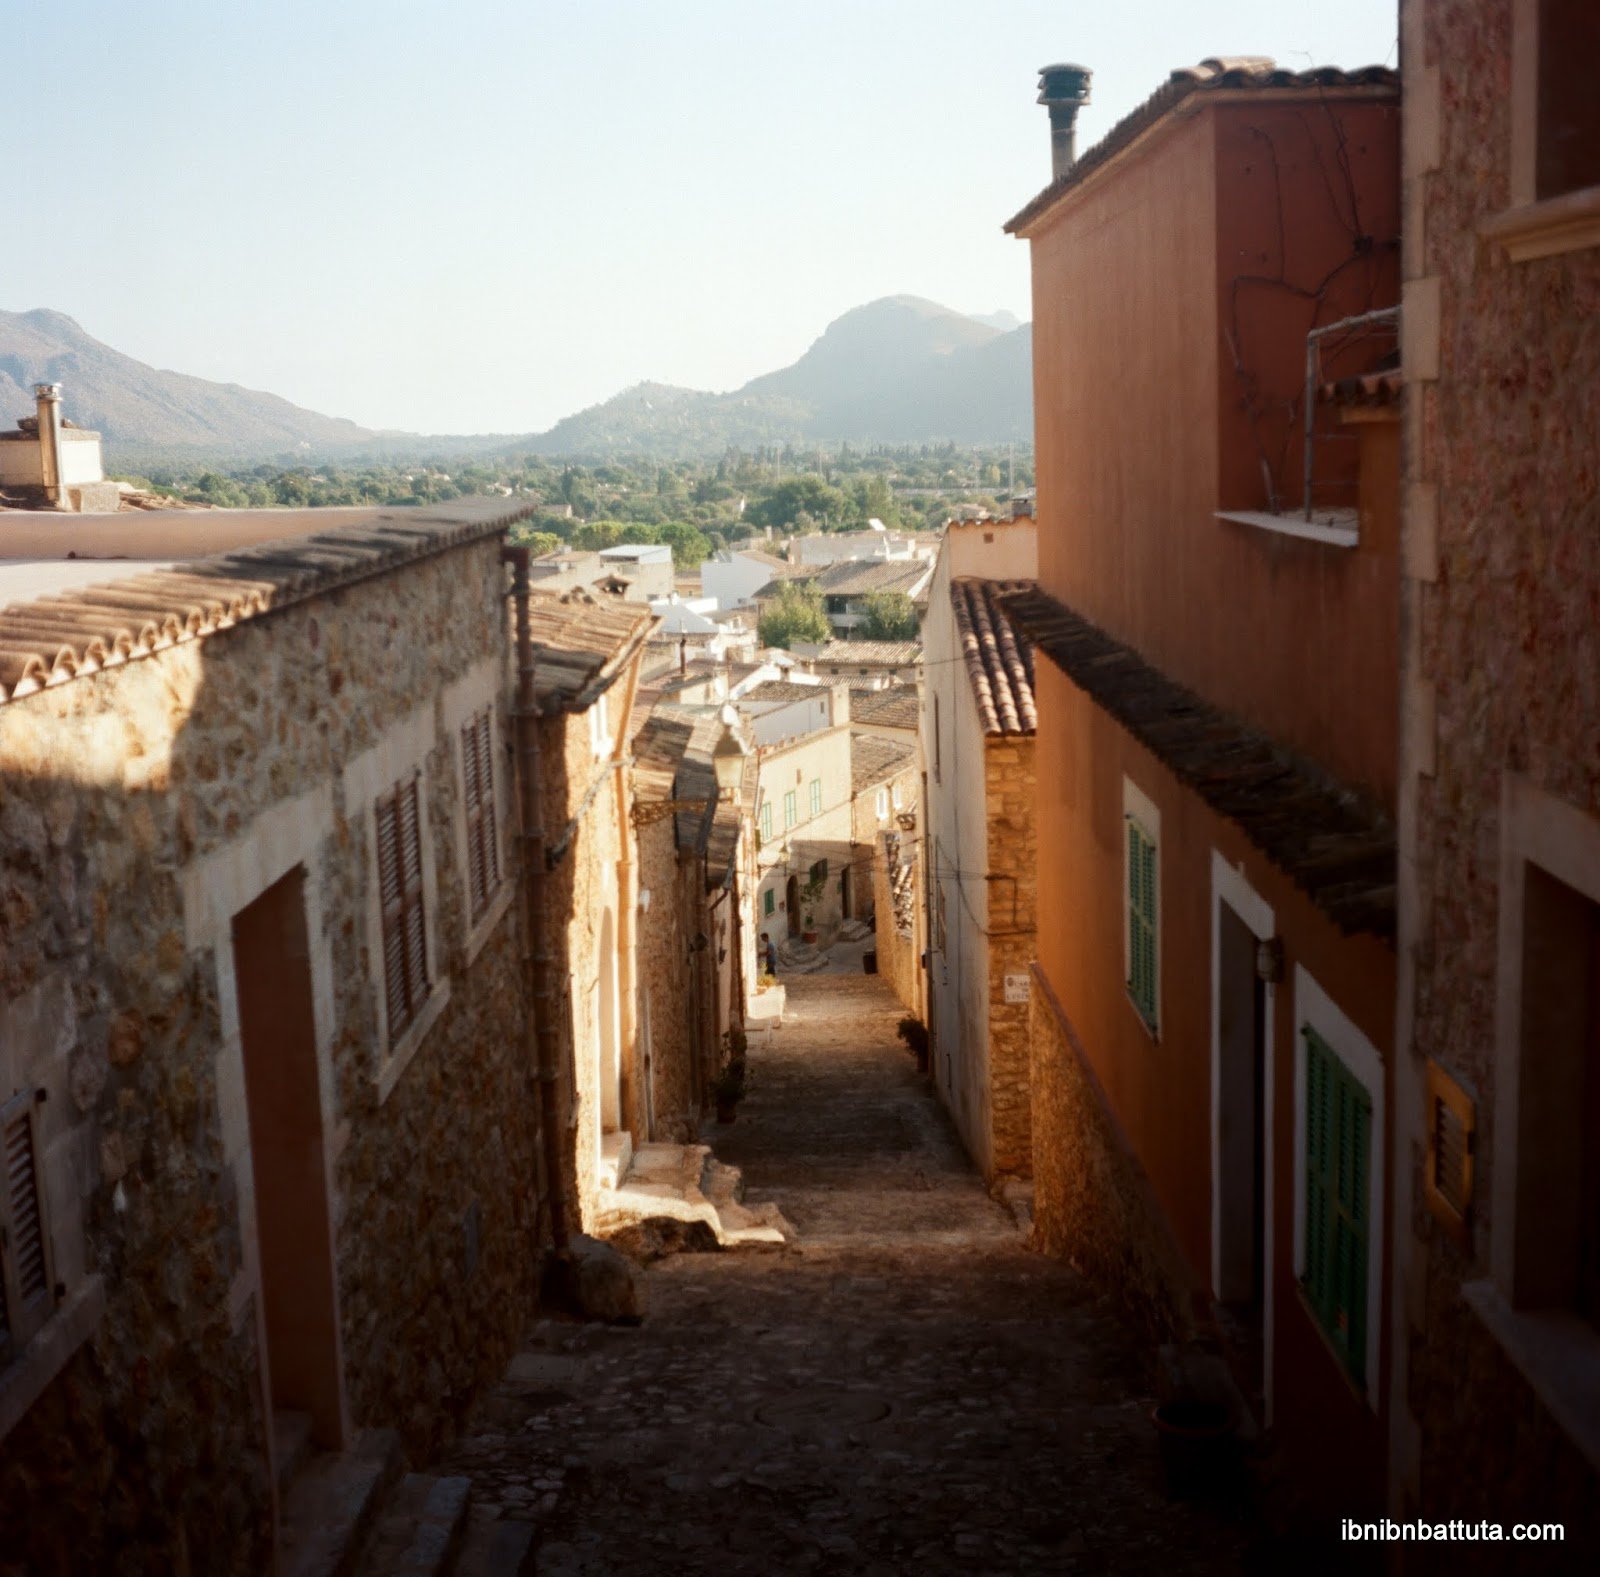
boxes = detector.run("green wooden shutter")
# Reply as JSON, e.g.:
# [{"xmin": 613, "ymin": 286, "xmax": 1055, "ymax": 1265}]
[
  {"xmin": 1126, "ymin": 818, "xmax": 1158, "ymax": 1030},
  {"xmin": 1302, "ymin": 1026, "xmax": 1371, "ymax": 1385}
]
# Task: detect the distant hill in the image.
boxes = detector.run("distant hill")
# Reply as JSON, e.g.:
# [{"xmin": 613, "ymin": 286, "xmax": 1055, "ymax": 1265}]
[
  {"xmin": 0, "ymin": 296, "xmax": 1032, "ymax": 465},
  {"xmin": 0, "ymin": 308, "xmax": 392, "ymax": 463},
  {"xmin": 528, "ymin": 296, "xmax": 1033, "ymax": 457}
]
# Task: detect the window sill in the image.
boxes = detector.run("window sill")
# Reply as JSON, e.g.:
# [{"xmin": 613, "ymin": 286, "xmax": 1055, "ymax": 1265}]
[
  {"xmin": 1480, "ymin": 187, "xmax": 1600, "ymax": 263},
  {"xmin": 0, "ymin": 1276, "xmax": 106, "ymax": 1443},
  {"xmin": 1292, "ymin": 1280, "xmax": 1375, "ymax": 1411},
  {"xmin": 1462, "ymin": 1279, "xmax": 1600, "ymax": 1475},
  {"xmin": 1215, "ymin": 510, "xmax": 1359, "ymax": 549},
  {"xmin": 463, "ymin": 882, "xmax": 515, "ymax": 970},
  {"xmin": 374, "ymin": 977, "xmax": 452, "ymax": 1105}
]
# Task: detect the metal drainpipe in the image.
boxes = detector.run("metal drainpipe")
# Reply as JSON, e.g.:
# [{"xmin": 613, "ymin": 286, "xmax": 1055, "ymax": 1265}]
[{"xmin": 505, "ymin": 546, "xmax": 569, "ymax": 1255}]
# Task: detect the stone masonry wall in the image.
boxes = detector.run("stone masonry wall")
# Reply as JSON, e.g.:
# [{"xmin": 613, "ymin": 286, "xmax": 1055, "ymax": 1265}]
[
  {"xmin": 1394, "ymin": 0, "xmax": 1600, "ymax": 1553},
  {"xmin": 0, "ymin": 536, "xmax": 543, "ymax": 1573},
  {"xmin": 1028, "ymin": 968, "xmax": 1202, "ymax": 1351},
  {"xmin": 985, "ymin": 738, "xmax": 1036, "ymax": 1179},
  {"xmin": 635, "ymin": 815, "xmax": 697, "ymax": 1140}
]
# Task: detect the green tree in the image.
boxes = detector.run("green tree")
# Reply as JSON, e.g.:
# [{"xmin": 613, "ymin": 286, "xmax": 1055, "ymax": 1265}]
[
  {"xmin": 656, "ymin": 521, "xmax": 712, "ymax": 567},
  {"xmin": 858, "ymin": 590, "xmax": 920, "ymax": 642},
  {"xmin": 746, "ymin": 475, "xmax": 848, "ymax": 532},
  {"xmin": 508, "ymin": 525, "xmax": 563, "ymax": 557},
  {"xmin": 758, "ymin": 583, "xmax": 831, "ymax": 650}
]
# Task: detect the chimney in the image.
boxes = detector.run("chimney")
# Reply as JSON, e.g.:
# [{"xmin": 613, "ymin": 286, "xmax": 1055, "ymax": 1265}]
[
  {"xmin": 34, "ymin": 382, "xmax": 66, "ymax": 509},
  {"xmin": 1037, "ymin": 63, "xmax": 1092, "ymax": 181}
]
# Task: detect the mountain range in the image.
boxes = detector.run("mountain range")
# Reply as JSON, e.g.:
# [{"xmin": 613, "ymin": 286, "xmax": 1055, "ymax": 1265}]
[{"xmin": 0, "ymin": 297, "xmax": 1031, "ymax": 465}]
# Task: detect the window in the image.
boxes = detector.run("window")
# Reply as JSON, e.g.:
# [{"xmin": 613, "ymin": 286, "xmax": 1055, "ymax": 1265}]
[
  {"xmin": 783, "ymin": 790, "xmax": 797, "ymax": 829},
  {"xmin": 1534, "ymin": 1, "xmax": 1600, "ymax": 201},
  {"xmin": 1301, "ymin": 1026, "xmax": 1373, "ymax": 1386},
  {"xmin": 759, "ymin": 799, "xmax": 772, "ymax": 843},
  {"xmin": 0, "ymin": 1088, "xmax": 55, "ymax": 1364},
  {"xmin": 892, "ymin": 781, "xmax": 903, "ymax": 811},
  {"xmin": 876, "ymin": 787, "xmax": 889, "ymax": 819},
  {"xmin": 1125, "ymin": 814, "xmax": 1159, "ymax": 1034},
  {"xmin": 809, "ymin": 778, "xmax": 822, "ymax": 817},
  {"xmin": 376, "ymin": 773, "xmax": 430, "ymax": 1040},
  {"xmin": 588, "ymin": 692, "xmax": 612, "ymax": 758},
  {"xmin": 763, "ymin": 887, "xmax": 775, "ymax": 917},
  {"xmin": 460, "ymin": 708, "xmax": 500, "ymax": 923}
]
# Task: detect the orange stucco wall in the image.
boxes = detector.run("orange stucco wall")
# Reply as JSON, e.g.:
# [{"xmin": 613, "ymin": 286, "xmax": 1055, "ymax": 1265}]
[{"xmin": 1028, "ymin": 95, "xmax": 1401, "ymax": 804}]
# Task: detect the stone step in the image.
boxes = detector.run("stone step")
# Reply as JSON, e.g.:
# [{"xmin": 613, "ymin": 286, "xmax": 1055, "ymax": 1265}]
[
  {"xmin": 357, "ymin": 1473, "xmax": 472, "ymax": 1577},
  {"xmin": 595, "ymin": 1143, "xmax": 793, "ymax": 1254},
  {"xmin": 453, "ymin": 1510, "xmax": 538, "ymax": 1577},
  {"xmin": 274, "ymin": 1409, "xmax": 315, "ymax": 1501},
  {"xmin": 279, "ymin": 1428, "xmax": 403, "ymax": 1577}
]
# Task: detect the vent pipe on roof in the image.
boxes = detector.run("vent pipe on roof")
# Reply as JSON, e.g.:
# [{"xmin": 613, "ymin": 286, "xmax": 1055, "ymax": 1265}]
[
  {"xmin": 34, "ymin": 383, "xmax": 66, "ymax": 509},
  {"xmin": 1037, "ymin": 63, "xmax": 1093, "ymax": 180}
]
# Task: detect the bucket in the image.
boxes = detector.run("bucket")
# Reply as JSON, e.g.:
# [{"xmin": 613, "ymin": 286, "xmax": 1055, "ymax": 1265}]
[
  {"xmin": 863, "ymin": 949, "xmax": 878, "ymax": 974},
  {"xmin": 1151, "ymin": 1399, "xmax": 1239, "ymax": 1498}
]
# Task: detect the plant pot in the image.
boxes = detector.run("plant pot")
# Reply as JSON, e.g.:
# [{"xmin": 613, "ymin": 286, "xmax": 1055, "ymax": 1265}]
[
  {"xmin": 1151, "ymin": 1400, "xmax": 1239, "ymax": 1499},
  {"xmin": 715, "ymin": 1098, "xmax": 737, "ymax": 1124},
  {"xmin": 862, "ymin": 949, "xmax": 878, "ymax": 974},
  {"xmin": 802, "ymin": 930, "xmax": 818, "ymax": 944},
  {"xmin": 915, "ymin": 1047, "xmax": 929, "ymax": 1075}
]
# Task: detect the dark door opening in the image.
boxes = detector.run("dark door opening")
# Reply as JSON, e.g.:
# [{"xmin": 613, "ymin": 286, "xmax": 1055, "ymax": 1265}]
[
  {"xmin": 234, "ymin": 867, "xmax": 348, "ymax": 1457},
  {"xmin": 1216, "ymin": 900, "xmax": 1267, "ymax": 1399},
  {"xmin": 785, "ymin": 874, "xmax": 800, "ymax": 938}
]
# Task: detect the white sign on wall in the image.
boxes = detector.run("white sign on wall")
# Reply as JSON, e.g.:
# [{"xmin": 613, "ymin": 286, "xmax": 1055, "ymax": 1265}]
[{"xmin": 1003, "ymin": 974, "xmax": 1031, "ymax": 1004}]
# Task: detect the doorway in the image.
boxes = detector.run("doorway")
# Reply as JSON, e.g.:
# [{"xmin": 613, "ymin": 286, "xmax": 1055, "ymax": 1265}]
[
  {"xmin": 1213, "ymin": 883, "xmax": 1271, "ymax": 1409},
  {"xmin": 233, "ymin": 868, "xmax": 347, "ymax": 1453},
  {"xmin": 785, "ymin": 874, "xmax": 800, "ymax": 937}
]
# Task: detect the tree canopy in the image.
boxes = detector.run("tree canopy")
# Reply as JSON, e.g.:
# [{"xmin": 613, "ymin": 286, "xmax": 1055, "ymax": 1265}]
[
  {"xmin": 757, "ymin": 583, "xmax": 831, "ymax": 650},
  {"xmin": 857, "ymin": 590, "xmax": 920, "ymax": 642}
]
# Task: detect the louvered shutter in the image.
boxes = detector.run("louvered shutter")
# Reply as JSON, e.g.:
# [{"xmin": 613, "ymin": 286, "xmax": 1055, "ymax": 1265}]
[
  {"xmin": 399, "ymin": 777, "xmax": 428, "ymax": 1017},
  {"xmin": 1126, "ymin": 820, "xmax": 1158, "ymax": 1029},
  {"xmin": 376, "ymin": 791, "xmax": 409, "ymax": 1037},
  {"xmin": 1302, "ymin": 1026, "xmax": 1370, "ymax": 1385},
  {"xmin": 462, "ymin": 717, "xmax": 487, "ymax": 919},
  {"xmin": 476, "ymin": 714, "xmax": 498, "ymax": 898},
  {"xmin": 0, "ymin": 1088, "xmax": 55, "ymax": 1357}
]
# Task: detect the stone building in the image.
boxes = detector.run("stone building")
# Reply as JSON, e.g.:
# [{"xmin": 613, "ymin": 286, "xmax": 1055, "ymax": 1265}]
[
  {"xmin": 848, "ymin": 733, "xmax": 917, "ymax": 927},
  {"xmin": 516, "ymin": 590, "xmax": 654, "ymax": 1227},
  {"xmin": 795, "ymin": 640, "xmax": 922, "ymax": 689},
  {"xmin": 0, "ymin": 502, "xmax": 543, "ymax": 1571},
  {"xmin": 1387, "ymin": 0, "xmax": 1600, "ymax": 1548},
  {"xmin": 921, "ymin": 516, "xmax": 1039, "ymax": 1183},
  {"xmin": 1003, "ymin": 59, "xmax": 1402, "ymax": 1516},
  {"xmin": 629, "ymin": 704, "xmax": 756, "ymax": 1140}
]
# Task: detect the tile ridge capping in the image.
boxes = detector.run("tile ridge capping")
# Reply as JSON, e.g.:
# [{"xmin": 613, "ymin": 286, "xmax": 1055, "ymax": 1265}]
[
  {"xmin": 996, "ymin": 583, "xmax": 1395, "ymax": 938},
  {"xmin": 1003, "ymin": 62, "xmax": 1398, "ymax": 237},
  {"xmin": 0, "ymin": 500, "xmax": 533, "ymax": 706}
]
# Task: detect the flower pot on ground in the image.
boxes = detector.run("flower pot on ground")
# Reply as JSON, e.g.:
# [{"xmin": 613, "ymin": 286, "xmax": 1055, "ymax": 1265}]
[
  {"xmin": 711, "ymin": 1063, "xmax": 745, "ymax": 1125},
  {"xmin": 1150, "ymin": 1399, "xmax": 1240, "ymax": 1499}
]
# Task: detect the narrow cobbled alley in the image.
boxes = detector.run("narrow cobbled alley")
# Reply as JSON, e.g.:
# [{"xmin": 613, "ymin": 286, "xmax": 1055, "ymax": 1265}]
[{"xmin": 436, "ymin": 977, "xmax": 1266, "ymax": 1574}]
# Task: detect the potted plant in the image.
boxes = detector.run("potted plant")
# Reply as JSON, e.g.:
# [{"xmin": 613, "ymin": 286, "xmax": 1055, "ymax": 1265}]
[
  {"xmin": 897, "ymin": 1014, "xmax": 930, "ymax": 1074},
  {"xmin": 800, "ymin": 869, "xmax": 827, "ymax": 945},
  {"xmin": 711, "ymin": 1063, "xmax": 745, "ymax": 1124},
  {"xmin": 1150, "ymin": 1397, "xmax": 1240, "ymax": 1499}
]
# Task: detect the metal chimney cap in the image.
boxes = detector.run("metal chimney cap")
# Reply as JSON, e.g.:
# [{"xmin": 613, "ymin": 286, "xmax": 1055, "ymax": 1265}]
[
  {"xmin": 33, "ymin": 382, "xmax": 62, "ymax": 400},
  {"xmin": 1037, "ymin": 63, "xmax": 1092, "ymax": 106}
]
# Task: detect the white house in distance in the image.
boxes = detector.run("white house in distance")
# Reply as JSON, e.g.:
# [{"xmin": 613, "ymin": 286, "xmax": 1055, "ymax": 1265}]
[
  {"xmin": 598, "ymin": 542, "xmax": 674, "ymax": 599},
  {"xmin": 0, "ymin": 384, "xmax": 119, "ymax": 513},
  {"xmin": 922, "ymin": 512, "xmax": 1039, "ymax": 1183},
  {"xmin": 789, "ymin": 526, "xmax": 938, "ymax": 567},
  {"xmin": 701, "ymin": 547, "xmax": 793, "ymax": 611}
]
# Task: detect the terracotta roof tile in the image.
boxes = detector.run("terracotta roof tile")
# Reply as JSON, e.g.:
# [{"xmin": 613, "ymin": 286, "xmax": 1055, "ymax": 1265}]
[
  {"xmin": 952, "ymin": 578, "xmax": 1037, "ymax": 737},
  {"xmin": 0, "ymin": 499, "xmax": 532, "ymax": 706},
  {"xmin": 849, "ymin": 685, "xmax": 919, "ymax": 731},
  {"xmin": 851, "ymin": 732, "xmax": 916, "ymax": 796},
  {"xmin": 999, "ymin": 585, "xmax": 1395, "ymax": 938},
  {"xmin": 739, "ymin": 680, "xmax": 828, "ymax": 706},
  {"xmin": 806, "ymin": 640, "xmax": 922, "ymax": 668},
  {"xmin": 1005, "ymin": 59, "xmax": 1399, "ymax": 236},
  {"xmin": 523, "ymin": 589, "xmax": 655, "ymax": 711}
]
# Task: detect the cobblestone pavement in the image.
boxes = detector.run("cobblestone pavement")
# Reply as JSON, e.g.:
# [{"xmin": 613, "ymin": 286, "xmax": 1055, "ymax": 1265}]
[{"xmin": 435, "ymin": 976, "xmax": 1269, "ymax": 1574}]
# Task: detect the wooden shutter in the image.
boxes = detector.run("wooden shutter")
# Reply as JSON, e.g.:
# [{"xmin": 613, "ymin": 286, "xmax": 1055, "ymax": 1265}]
[
  {"xmin": 1126, "ymin": 819, "xmax": 1158, "ymax": 1030},
  {"xmin": 1424, "ymin": 1059, "xmax": 1475, "ymax": 1244},
  {"xmin": 461, "ymin": 710, "xmax": 499, "ymax": 923},
  {"xmin": 1302, "ymin": 1026, "xmax": 1371, "ymax": 1384},
  {"xmin": 0, "ymin": 1088, "xmax": 56, "ymax": 1358},
  {"xmin": 376, "ymin": 773, "xmax": 430, "ymax": 1041}
]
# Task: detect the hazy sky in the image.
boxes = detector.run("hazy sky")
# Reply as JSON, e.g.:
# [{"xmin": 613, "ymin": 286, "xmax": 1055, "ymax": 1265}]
[{"xmin": 11, "ymin": 1, "xmax": 1397, "ymax": 435}]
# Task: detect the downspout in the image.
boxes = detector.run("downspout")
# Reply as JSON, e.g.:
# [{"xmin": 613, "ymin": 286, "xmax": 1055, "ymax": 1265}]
[{"xmin": 505, "ymin": 546, "xmax": 569, "ymax": 1255}]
